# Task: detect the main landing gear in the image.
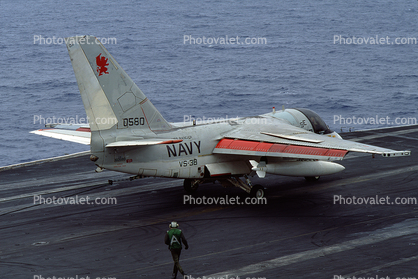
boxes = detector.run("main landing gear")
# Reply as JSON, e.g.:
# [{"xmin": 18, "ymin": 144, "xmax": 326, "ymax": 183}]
[
  {"xmin": 222, "ymin": 175, "xmax": 265, "ymax": 198},
  {"xmin": 184, "ymin": 175, "xmax": 265, "ymax": 198},
  {"xmin": 183, "ymin": 179, "xmax": 200, "ymax": 193}
]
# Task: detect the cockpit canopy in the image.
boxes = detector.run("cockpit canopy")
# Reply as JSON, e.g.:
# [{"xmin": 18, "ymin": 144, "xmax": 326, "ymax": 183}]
[
  {"xmin": 294, "ymin": 108, "xmax": 333, "ymax": 135},
  {"xmin": 270, "ymin": 108, "xmax": 333, "ymax": 135}
]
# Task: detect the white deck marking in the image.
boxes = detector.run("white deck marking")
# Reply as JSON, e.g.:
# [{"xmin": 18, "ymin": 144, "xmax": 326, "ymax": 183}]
[
  {"xmin": 348, "ymin": 127, "xmax": 418, "ymax": 142},
  {"xmin": 209, "ymin": 220, "xmax": 418, "ymax": 277},
  {"xmin": 342, "ymin": 255, "xmax": 418, "ymax": 277}
]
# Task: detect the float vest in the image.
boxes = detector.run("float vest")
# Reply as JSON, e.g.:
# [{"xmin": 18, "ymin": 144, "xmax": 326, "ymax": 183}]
[{"xmin": 167, "ymin": 228, "xmax": 182, "ymax": 250}]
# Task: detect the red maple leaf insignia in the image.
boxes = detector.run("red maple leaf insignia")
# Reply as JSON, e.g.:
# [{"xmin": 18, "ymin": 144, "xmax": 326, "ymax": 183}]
[{"xmin": 96, "ymin": 53, "xmax": 109, "ymax": 76}]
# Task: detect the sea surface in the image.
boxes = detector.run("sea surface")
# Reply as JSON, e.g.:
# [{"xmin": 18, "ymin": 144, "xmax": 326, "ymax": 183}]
[{"xmin": 1, "ymin": 0, "xmax": 417, "ymax": 167}]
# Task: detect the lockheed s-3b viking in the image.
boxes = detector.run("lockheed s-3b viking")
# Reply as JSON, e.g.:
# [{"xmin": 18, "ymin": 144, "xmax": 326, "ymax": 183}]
[{"xmin": 31, "ymin": 35, "xmax": 411, "ymax": 198}]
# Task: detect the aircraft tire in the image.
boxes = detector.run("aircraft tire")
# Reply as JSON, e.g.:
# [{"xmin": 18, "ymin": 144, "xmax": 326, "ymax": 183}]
[
  {"xmin": 184, "ymin": 179, "xmax": 199, "ymax": 193},
  {"xmin": 250, "ymin": 184, "xmax": 265, "ymax": 199}
]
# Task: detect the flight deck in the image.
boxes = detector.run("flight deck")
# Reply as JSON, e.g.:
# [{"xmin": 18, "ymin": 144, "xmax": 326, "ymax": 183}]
[{"xmin": 1, "ymin": 125, "xmax": 417, "ymax": 279}]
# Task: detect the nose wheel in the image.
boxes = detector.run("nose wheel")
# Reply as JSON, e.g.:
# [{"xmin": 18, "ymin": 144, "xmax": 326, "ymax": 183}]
[{"xmin": 250, "ymin": 184, "xmax": 265, "ymax": 198}]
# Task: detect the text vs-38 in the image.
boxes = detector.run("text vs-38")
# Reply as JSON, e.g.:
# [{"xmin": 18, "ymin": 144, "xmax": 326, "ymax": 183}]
[{"xmin": 179, "ymin": 159, "xmax": 198, "ymax": 167}]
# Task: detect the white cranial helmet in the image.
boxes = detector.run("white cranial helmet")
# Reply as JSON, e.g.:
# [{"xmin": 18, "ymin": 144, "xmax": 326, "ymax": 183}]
[{"xmin": 169, "ymin": 221, "xmax": 179, "ymax": 228}]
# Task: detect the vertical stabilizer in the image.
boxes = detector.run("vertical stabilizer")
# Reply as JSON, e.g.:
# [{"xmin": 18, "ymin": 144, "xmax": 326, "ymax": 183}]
[{"xmin": 66, "ymin": 35, "xmax": 171, "ymax": 132}]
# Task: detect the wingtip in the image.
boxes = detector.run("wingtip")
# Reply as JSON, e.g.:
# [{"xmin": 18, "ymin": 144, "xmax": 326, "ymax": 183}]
[{"xmin": 381, "ymin": 150, "xmax": 411, "ymax": 157}]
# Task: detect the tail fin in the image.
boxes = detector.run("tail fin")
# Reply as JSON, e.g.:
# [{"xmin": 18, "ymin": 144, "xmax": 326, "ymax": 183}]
[{"xmin": 65, "ymin": 35, "xmax": 171, "ymax": 132}]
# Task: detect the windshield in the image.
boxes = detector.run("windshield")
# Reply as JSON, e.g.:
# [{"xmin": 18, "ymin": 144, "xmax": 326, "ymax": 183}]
[{"xmin": 295, "ymin": 108, "xmax": 333, "ymax": 134}]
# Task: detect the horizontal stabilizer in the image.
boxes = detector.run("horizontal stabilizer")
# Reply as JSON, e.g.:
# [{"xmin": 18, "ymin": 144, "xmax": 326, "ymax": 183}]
[
  {"xmin": 105, "ymin": 139, "xmax": 183, "ymax": 148},
  {"xmin": 30, "ymin": 128, "xmax": 91, "ymax": 145}
]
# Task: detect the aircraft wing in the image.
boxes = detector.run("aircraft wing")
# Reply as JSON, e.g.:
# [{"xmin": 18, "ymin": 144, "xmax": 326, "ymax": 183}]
[{"xmin": 213, "ymin": 122, "xmax": 411, "ymax": 160}]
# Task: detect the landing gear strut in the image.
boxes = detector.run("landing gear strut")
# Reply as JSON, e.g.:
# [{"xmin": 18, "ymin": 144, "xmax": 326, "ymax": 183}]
[
  {"xmin": 183, "ymin": 179, "xmax": 200, "ymax": 193},
  {"xmin": 222, "ymin": 175, "xmax": 266, "ymax": 198}
]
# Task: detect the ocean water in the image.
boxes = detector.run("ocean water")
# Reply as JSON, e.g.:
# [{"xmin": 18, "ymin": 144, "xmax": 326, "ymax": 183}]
[{"xmin": 1, "ymin": 0, "xmax": 417, "ymax": 167}]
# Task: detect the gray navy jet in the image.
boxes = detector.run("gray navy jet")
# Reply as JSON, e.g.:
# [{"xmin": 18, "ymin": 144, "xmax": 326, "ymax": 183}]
[{"xmin": 31, "ymin": 35, "xmax": 411, "ymax": 198}]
